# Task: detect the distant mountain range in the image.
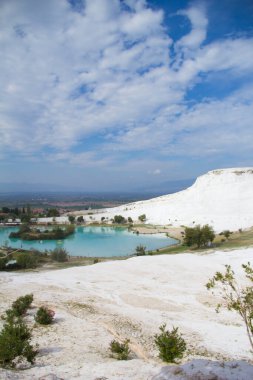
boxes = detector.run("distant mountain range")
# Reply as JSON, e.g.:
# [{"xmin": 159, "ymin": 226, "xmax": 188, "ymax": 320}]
[
  {"xmin": 0, "ymin": 182, "xmax": 74, "ymax": 193},
  {"xmin": 0, "ymin": 179, "xmax": 194, "ymax": 195}
]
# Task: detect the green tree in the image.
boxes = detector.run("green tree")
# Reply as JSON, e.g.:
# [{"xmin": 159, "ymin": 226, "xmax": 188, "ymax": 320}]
[
  {"xmin": 16, "ymin": 253, "xmax": 38, "ymax": 269},
  {"xmin": 135, "ymin": 245, "xmax": 146, "ymax": 256},
  {"xmin": 138, "ymin": 214, "xmax": 146, "ymax": 222},
  {"xmin": 0, "ymin": 313, "xmax": 37, "ymax": 368},
  {"xmin": 47, "ymin": 208, "xmax": 60, "ymax": 217},
  {"xmin": 220, "ymin": 230, "xmax": 232, "ymax": 240},
  {"xmin": 2, "ymin": 207, "xmax": 10, "ymax": 214},
  {"xmin": 109, "ymin": 339, "xmax": 130, "ymax": 360},
  {"xmin": 184, "ymin": 224, "xmax": 215, "ymax": 248},
  {"xmin": 206, "ymin": 262, "xmax": 253, "ymax": 351},
  {"xmin": 68, "ymin": 215, "xmax": 75, "ymax": 223},
  {"xmin": 154, "ymin": 324, "xmax": 186, "ymax": 363},
  {"xmin": 50, "ymin": 248, "xmax": 68, "ymax": 262},
  {"xmin": 11, "ymin": 294, "xmax": 34, "ymax": 317},
  {"xmin": 0, "ymin": 256, "xmax": 8, "ymax": 270},
  {"xmin": 21, "ymin": 214, "xmax": 31, "ymax": 223},
  {"xmin": 77, "ymin": 215, "xmax": 84, "ymax": 223},
  {"xmin": 113, "ymin": 215, "xmax": 126, "ymax": 224}
]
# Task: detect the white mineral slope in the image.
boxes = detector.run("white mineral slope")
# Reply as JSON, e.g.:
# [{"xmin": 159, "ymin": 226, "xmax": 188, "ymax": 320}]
[
  {"xmin": 88, "ymin": 168, "xmax": 253, "ymax": 232},
  {"xmin": 0, "ymin": 248, "xmax": 253, "ymax": 379}
]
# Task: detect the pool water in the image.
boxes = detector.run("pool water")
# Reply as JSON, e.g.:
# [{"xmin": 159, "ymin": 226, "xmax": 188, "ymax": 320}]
[{"xmin": 0, "ymin": 226, "xmax": 177, "ymax": 257}]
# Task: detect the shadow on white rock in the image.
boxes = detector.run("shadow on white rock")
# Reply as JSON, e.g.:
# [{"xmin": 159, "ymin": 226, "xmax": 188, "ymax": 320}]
[{"xmin": 151, "ymin": 359, "xmax": 253, "ymax": 380}]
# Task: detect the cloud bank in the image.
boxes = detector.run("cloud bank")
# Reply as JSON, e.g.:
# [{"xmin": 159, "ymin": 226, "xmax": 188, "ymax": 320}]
[{"xmin": 0, "ymin": 0, "xmax": 253, "ymax": 186}]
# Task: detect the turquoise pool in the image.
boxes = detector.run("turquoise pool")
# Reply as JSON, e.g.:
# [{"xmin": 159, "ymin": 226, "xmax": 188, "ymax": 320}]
[{"xmin": 0, "ymin": 226, "xmax": 177, "ymax": 257}]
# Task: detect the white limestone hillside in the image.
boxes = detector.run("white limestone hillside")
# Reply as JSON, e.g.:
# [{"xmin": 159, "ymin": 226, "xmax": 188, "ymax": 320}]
[{"xmin": 91, "ymin": 168, "xmax": 253, "ymax": 232}]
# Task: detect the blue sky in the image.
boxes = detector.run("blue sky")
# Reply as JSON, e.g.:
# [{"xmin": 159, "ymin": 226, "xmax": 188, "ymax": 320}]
[{"xmin": 0, "ymin": 0, "xmax": 253, "ymax": 191}]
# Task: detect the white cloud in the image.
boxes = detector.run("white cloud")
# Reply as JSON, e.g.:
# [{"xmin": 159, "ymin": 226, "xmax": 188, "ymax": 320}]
[
  {"xmin": 177, "ymin": 5, "xmax": 208, "ymax": 51},
  {"xmin": 0, "ymin": 0, "xmax": 252, "ymax": 171}
]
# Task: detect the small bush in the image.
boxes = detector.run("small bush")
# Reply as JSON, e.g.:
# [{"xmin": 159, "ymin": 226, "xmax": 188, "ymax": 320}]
[
  {"xmin": 110, "ymin": 339, "xmax": 130, "ymax": 360},
  {"xmin": 154, "ymin": 324, "xmax": 186, "ymax": 363},
  {"xmin": 0, "ymin": 314, "xmax": 37, "ymax": 368},
  {"xmin": 220, "ymin": 230, "xmax": 232, "ymax": 239},
  {"xmin": 35, "ymin": 306, "xmax": 54, "ymax": 325},
  {"xmin": 68, "ymin": 215, "xmax": 75, "ymax": 223},
  {"xmin": 135, "ymin": 245, "xmax": 146, "ymax": 256},
  {"xmin": 16, "ymin": 253, "xmax": 38, "ymax": 269},
  {"xmin": 12, "ymin": 294, "xmax": 34, "ymax": 317},
  {"xmin": 138, "ymin": 214, "xmax": 146, "ymax": 222},
  {"xmin": 113, "ymin": 215, "xmax": 126, "ymax": 224},
  {"xmin": 50, "ymin": 248, "xmax": 68, "ymax": 262}
]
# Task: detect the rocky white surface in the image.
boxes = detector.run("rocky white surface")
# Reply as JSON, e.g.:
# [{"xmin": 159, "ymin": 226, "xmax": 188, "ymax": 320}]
[
  {"xmin": 0, "ymin": 248, "xmax": 253, "ymax": 379},
  {"xmin": 152, "ymin": 359, "xmax": 253, "ymax": 380},
  {"xmin": 40, "ymin": 168, "xmax": 253, "ymax": 232},
  {"xmin": 91, "ymin": 168, "xmax": 253, "ymax": 232}
]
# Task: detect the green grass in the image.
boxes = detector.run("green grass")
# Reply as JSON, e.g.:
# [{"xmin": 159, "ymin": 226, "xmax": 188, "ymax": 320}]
[
  {"xmin": 214, "ymin": 228, "xmax": 253, "ymax": 249},
  {"xmin": 148, "ymin": 228, "xmax": 253, "ymax": 255}
]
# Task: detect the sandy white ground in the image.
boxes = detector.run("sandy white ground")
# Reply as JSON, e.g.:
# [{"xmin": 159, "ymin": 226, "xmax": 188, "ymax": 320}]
[
  {"xmin": 0, "ymin": 248, "xmax": 253, "ymax": 379},
  {"xmin": 39, "ymin": 168, "xmax": 253, "ymax": 232}
]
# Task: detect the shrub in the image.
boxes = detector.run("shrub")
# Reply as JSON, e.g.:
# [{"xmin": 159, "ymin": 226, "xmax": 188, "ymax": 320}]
[
  {"xmin": 68, "ymin": 215, "xmax": 75, "ymax": 223},
  {"xmin": 184, "ymin": 224, "xmax": 215, "ymax": 248},
  {"xmin": 47, "ymin": 208, "xmax": 60, "ymax": 217},
  {"xmin": 35, "ymin": 307, "xmax": 54, "ymax": 325},
  {"xmin": 113, "ymin": 215, "xmax": 126, "ymax": 224},
  {"xmin": 154, "ymin": 324, "xmax": 186, "ymax": 363},
  {"xmin": 16, "ymin": 253, "xmax": 38, "ymax": 269},
  {"xmin": 12, "ymin": 294, "xmax": 34, "ymax": 317},
  {"xmin": 128, "ymin": 217, "xmax": 133, "ymax": 223},
  {"xmin": 0, "ymin": 313, "xmax": 37, "ymax": 368},
  {"xmin": 0, "ymin": 256, "xmax": 8, "ymax": 270},
  {"xmin": 206, "ymin": 262, "xmax": 253, "ymax": 351},
  {"xmin": 50, "ymin": 248, "xmax": 68, "ymax": 262},
  {"xmin": 135, "ymin": 245, "xmax": 146, "ymax": 256},
  {"xmin": 138, "ymin": 214, "xmax": 146, "ymax": 222},
  {"xmin": 220, "ymin": 230, "xmax": 232, "ymax": 239},
  {"xmin": 110, "ymin": 339, "xmax": 130, "ymax": 360}
]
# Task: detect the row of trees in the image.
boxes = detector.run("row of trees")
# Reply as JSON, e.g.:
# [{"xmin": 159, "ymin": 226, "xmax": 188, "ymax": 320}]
[
  {"xmin": 112, "ymin": 214, "xmax": 146, "ymax": 224},
  {"xmin": 183, "ymin": 224, "xmax": 215, "ymax": 248}
]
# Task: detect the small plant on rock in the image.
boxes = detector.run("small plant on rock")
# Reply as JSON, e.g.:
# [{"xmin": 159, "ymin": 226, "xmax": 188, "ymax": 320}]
[
  {"xmin": 11, "ymin": 294, "xmax": 34, "ymax": 317},
  {"xmin": 0, "ymin": 312, "xmax": 37, "ymax": 368},
  {"xmin": 109, "ymin": 339, "xmax": 130, "ymax": 360},
  {"xmin": 35, "ymin": 306, "xmax": 54, "ymax": 325},
  {"xmin": 154, "ymin": 324, "xmax": 186, "ymax": 363}
]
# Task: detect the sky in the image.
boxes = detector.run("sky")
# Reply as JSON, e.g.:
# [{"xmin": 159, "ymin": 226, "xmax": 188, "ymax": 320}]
[{"xmin": 0, "ymin": 0, "xmax": 253, "ymax": 192}]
